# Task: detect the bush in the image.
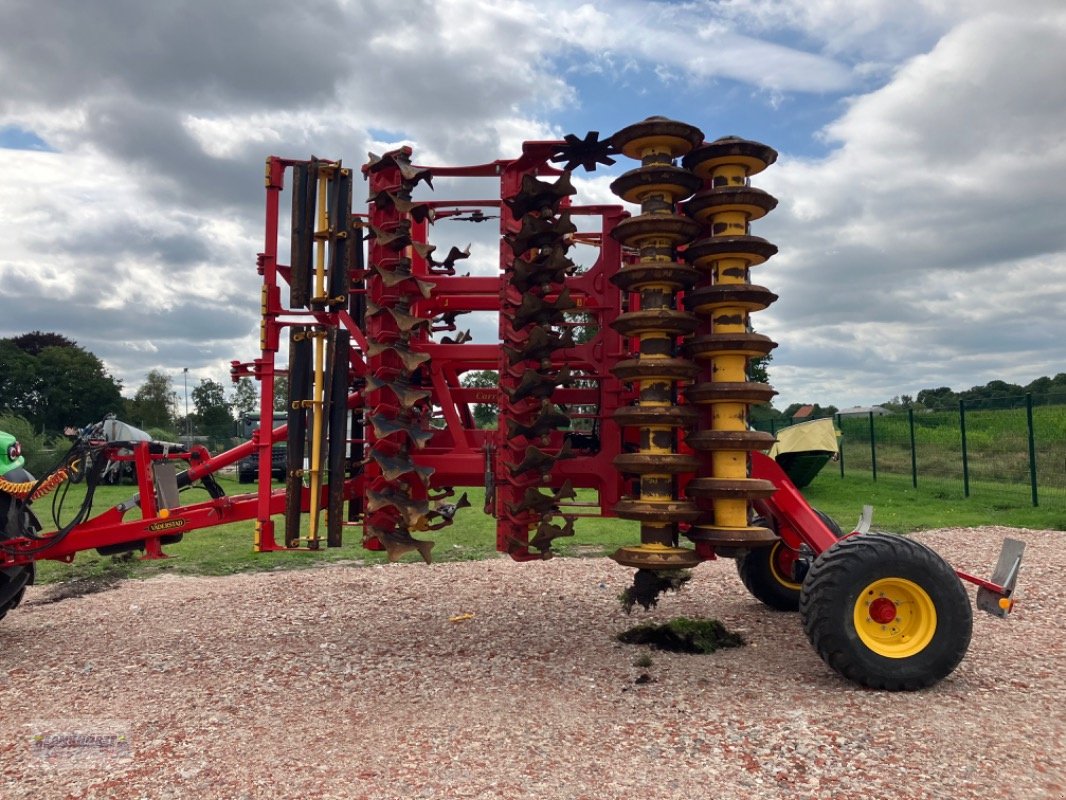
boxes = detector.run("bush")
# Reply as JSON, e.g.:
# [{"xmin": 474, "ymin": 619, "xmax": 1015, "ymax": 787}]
[{"xmin": 0, "ymin": 414, "xmax": 68, "ymax": 478}]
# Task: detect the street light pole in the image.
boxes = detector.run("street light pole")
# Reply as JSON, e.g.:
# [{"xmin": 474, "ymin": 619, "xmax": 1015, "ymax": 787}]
[{"xmin": 183, "ymin": 367, "xmax": 190, "ymax": 446}]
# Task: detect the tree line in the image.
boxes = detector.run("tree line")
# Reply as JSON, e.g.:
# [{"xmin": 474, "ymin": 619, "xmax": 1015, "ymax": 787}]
[
  {"xmin": 0, "ymin": 331, "xmax": 286, "ymax": 450},
  {"xmin": 767, "ymin": 373, "xmax": 1066, "ymax": 424},
  {"xmin": 885, "ymin": 374, "xmax": 1066, "ymax": 411}
]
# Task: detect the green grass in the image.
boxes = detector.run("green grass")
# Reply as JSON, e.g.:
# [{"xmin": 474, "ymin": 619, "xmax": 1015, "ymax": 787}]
[
  {"xmin": 31, "ymin": 478, "xmax": 637, "ymax": 586},
  {"xmin": 800, "ymin": 469, "xmax": 1066, "ymax": 533},
  {"xmin": 836, "ymin": 406, "xmax": 1066, "ymax": 494}
]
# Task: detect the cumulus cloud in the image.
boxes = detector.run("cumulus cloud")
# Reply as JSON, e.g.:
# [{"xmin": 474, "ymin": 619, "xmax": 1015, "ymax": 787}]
[
  {"xmin": 756, "ymin": 5, "xmax": 1066, "ymax": 404},
  {"xmin": 0, "ymin": 0, "xmax": 1061, "ymax": 413}
]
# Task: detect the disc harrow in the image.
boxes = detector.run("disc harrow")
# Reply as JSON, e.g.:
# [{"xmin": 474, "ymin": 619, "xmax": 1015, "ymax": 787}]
[{"xmin": 0, "ymin": 118, "xmax": 1025, "ymax": 692}]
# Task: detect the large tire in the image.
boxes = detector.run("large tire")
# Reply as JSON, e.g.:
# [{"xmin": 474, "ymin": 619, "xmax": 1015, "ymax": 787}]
[
  {"xmin": 0, "ymin": 563, "xmax": 33, "ymax": 622},
  {"xmin": 738, "ymin": 539, "xmax": 803, "ymax": 611},
  {"xmin": 800, "ymin": 532, "xmax": 972, "ymax": 690},
  {"xmin": 737, "ymin": 509, "xmax": 842, "ymax": 612},
  {"xmin": 1, "ymin": 477, "xmax": 37, "ymax": 623}
]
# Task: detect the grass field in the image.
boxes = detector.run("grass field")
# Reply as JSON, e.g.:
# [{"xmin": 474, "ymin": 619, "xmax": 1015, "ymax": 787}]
[
  {"xmin": 834, "ymin": 405, "xmax": 1066, "ymax": 504},
  {"xmin": 25, "ymin": 464, "xmax": 1063, "ymax": 587}
]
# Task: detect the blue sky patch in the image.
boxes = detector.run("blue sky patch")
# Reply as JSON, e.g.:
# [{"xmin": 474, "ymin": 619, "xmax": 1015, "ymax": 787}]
[
  {"xmin": 557, "ymin": 65, "xmax": 847, "ymax": 161},
  {"xmin": 0, "ymin": 126, "xmax": 55, "ymax": 152}
]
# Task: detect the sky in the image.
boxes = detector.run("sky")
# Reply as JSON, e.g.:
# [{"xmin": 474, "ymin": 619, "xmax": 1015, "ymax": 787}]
[{"xmin": 1, "ymin": 0, "xmax": 1064, "ymax": 413}]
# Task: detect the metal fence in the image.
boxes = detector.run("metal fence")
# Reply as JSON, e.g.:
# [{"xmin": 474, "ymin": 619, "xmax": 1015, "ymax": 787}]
[{"xmin": 756, "ymin": 393, "xmax": 1066, "ymax": 507}]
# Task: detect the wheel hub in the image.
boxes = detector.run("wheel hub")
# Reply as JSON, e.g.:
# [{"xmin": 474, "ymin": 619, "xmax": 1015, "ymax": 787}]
[
  {"xmin": 853, "ymin": 577, "xmax": 938, "ymax": 659},
  {"xmin": 868, "ymin": 597, "xmax": 897, "ymax": 624}
]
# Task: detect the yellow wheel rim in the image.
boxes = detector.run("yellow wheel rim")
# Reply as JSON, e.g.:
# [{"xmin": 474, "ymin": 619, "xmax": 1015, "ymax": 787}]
[
  {"xmin": 767, "ymin": 541, "xmax": 801, "ymax": 591},
  {"xmin": 853, "ymin": 578, "xmax": 937, "ymax": 659}
]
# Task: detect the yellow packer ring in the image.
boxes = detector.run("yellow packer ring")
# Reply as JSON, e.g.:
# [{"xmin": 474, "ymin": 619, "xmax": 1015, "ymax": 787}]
[
  {"xmin": 767, "ymin": 541, "xmax": 802, "ymax": 591},
  {"xmin": 853, "ymin": 577, "xmax": 937, "ymax": 658}
]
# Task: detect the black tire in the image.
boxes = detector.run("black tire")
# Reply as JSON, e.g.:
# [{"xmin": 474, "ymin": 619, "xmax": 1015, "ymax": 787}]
[
  {"xmin": 738, "ymin": 539, "xmax": 803, "ymax": 611},
  {"xmin": 737, "ymin": 508, "xmax": 842, "ymax": 612},
  {"xmin": 800, "ymin": 532, "xmax": 972, "ymax": 691},
  {"xmin": 814, "ymin": 508, "xmax": 843, "ymax": 538},
  {"xmin": 0, "ymin": 563, "xmax": 34, "ymax": 622},
  {"xmin": 1, "ymin": 480, "xmax": 37, "ymax": 623}
]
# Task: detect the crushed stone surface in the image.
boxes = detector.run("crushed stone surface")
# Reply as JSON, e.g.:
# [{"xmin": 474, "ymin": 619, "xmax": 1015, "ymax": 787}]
[{"xmin": 1, "ymin": 527, "xmax": 1063, "ymax": 800}]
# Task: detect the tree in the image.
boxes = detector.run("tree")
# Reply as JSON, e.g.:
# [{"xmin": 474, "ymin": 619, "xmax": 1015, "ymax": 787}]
[
  {"xmin": 0, "ymin": 339, "xmax": 41, "ymax": 419},
  {"xmin": 461, "ymin": 370, "xmax": 498, "ymax": 429},
  {"xmin": 0, "ymin": 334, "xmax": 122, "ymax": 432},
  {"xmin": 231, "ymin": 377, "xmax": 258, "ymax": 419},
  {"xmin": 11, "ymin": 331, "xmax": 77, "ymax": 356},
  {"xmin": 192, "ymin": 378, "xmax": 234, "ymax": 449},
  {"xmin": 273, "ymin": 374, "xmax": 289, "ymax": 412},
  {"xmin": 36, "ymin": 345, "xmax": 124, "ymax": 431},
  {"xmin": 749, "ymin": 352, "xmax": 772, "ymax": 385},
  {"xmin": 126, "ymin": 370, "xmax": 178, "ymax": 430},
  {"xmin": 916, "ymin": 386, "xmax": 957, "ymax": 410}
]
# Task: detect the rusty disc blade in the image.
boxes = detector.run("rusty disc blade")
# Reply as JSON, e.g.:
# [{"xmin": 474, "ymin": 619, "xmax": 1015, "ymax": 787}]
[
  {"xmin": 613, "ymin": 498, "xmax": 702, "ymax": 522},
  {"xmin": 685, "ymin": 430, "xmax": 776, "ymax": 452},
  {"xmin": 686, "ymin": 477, "xmax": 777, "ymax": 500},
  {"xmin": 685, "ymin": 382, "xmax": 777, "ymax": 406},
  {"xmin": 610, "ymin": 544, "xmax": 702, "ymax": 570},
  {"xmin": 613, "ymin": 453, "xmax": 700, "ymax": 475},
  {"xmin": 684, "ymin": 186, "xmax": 778, "ymax": 223},
  {"xmin": 685, "ymin": 524, "xmax": 778, "ymax": 547}
]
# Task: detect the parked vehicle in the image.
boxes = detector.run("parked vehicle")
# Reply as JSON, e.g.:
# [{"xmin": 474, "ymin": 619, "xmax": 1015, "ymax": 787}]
[{"xmin": 237, "ymin": 445, "xmax": 287, "ymax": 483}]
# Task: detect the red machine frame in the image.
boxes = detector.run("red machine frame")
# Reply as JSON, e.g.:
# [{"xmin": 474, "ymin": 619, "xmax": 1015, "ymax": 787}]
[{"xmin": 0, "ymin": 138, "xmax": 1018, "ymax": 608}]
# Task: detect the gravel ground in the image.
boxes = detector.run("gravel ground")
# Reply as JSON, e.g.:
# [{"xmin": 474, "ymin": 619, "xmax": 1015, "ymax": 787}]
[{"xmin": 1, "ymin": 526, "xmax": 1063, "ymax": 800}]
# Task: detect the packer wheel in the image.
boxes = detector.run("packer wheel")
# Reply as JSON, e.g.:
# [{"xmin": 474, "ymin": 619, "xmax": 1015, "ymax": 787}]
[
  {"xmin": 737, "ymin": 509, "xmax": 841, "ymax": 611},
  {"xmin": 800, "ymin": 532, "xmax": 972, "ymax": 690}
]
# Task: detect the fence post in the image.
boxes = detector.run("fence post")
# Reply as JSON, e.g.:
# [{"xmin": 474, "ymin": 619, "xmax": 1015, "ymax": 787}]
[
  {"xmin": 959, "ymin": 399, "xmax": 970, "ymax": 498},
  {"xmin": 908, "ymin": 407, "xmax": 917, "ymax": 488},
  {"xmin": 1026, "ymin": 392, "xmax": 1039, "ymax": 507},
  {"xmin": 868, "ymin": 411, "xmax": 877, "ymax": 482},
  {"xmin": 836, "ymin": 413, "xmax": 844, "ymax": 478}
]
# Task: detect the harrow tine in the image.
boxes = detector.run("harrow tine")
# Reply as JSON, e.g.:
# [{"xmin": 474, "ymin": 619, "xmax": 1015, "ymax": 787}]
[
  {"xmin": 429, "ymin": 244, "xmax": 471, "ymax": 271},
  {"xmin": 504, "ymin": 172, "xmax": 577, "ymax": 219},
  {"xmin": 503, "ymin": 366, "xmax": 574, "ymax": 403},
  {"xmin": 513, "ymin": 287, "xmax": 576, "ymax": 329},
  {"xmin": 505, "ymin": 400, "xmax": 571, "ymax": 440},
  {"xmin": 366, "ymin": 222, "xmax": 412, "ymax": 251},
  {"xmin": 368, "ymin": 412, "xmax": 433, "ymax": 449},
  {"xmin": 503, "ymin": 325, "xmax": 573, "ymax": 365},
  {"xmin": 368, "ymin": 524, "xmax": 435, "ymax": 564},
  {"xmin": 364, "ymin": 151, "xmax": 433, "ymax": 188},
  {"xmin": 367, "ymin": 340, "xmax": 431, "ymax": 373},
  {"xmin": 530, "ymin": 515, "xmax": 576, "ymax": 552},
  {"xmin": 508, "ymin": 440, "xmax": 575, "ymax": 477},
  {"xmin": 366, "ymin": 489, "xmax": 431, "ymax": 527}
]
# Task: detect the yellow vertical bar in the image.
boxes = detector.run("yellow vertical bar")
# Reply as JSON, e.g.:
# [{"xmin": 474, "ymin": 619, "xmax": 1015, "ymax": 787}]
[{"xmin": 307, "ymin": 171, "xmax": 329, "ymax": 545}]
